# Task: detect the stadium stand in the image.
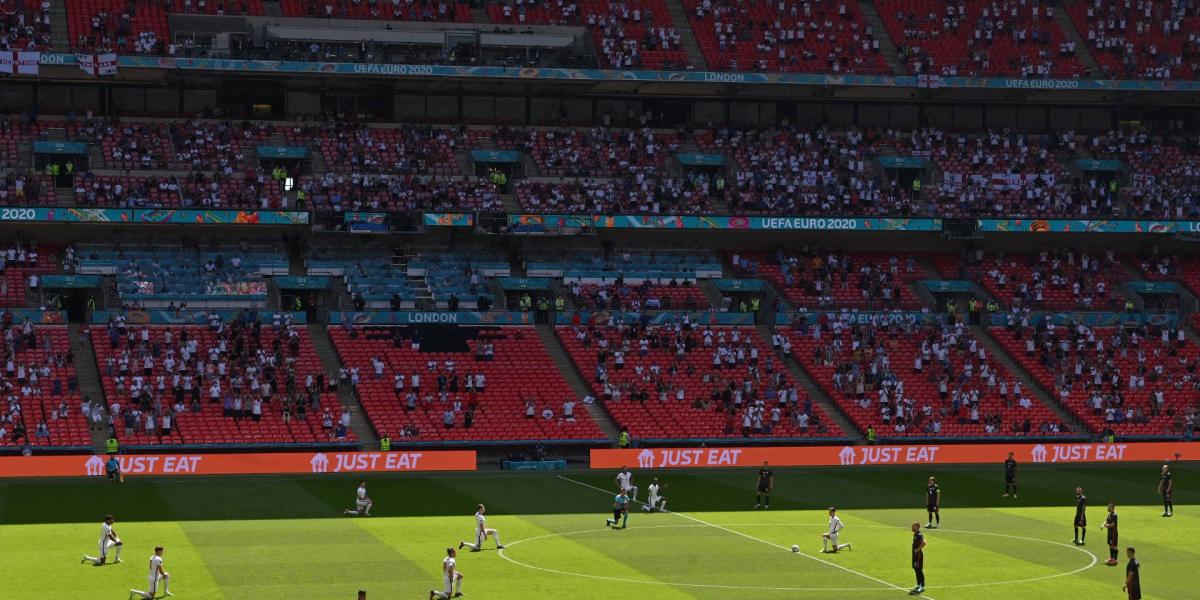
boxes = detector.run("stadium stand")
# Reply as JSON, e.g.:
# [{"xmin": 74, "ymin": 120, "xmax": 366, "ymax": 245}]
[
  {"xmin": 683, "ymin": 0, "xmax": 889, "ymax": 73},
  {"xmin": 932, "ymin": 249, "xmax": 1125, "ymax": 311},
  {"xmin": 735, "ymin": 250, "xmax": 925, "ymax": 310},
  {"xmin": 280, "ymin": 0, "xmax": 470, "ymax": 21},
  {"xmin": 557, "ymin": 323, "xmax": 842, "ymax": 439},
  {"xmin": 787, "ymin": 315, "xmax": 1069, "ymax": 437},
  {"xmin": 67, "ymin": 0, "xmax": 170, "ymax": 52},
  {"xmin": 89, "ymin": 315, "xmax": 351, "ymax": 445},
  {"xmin": 0, "ymin": 0, "xmax": 53, "ymax": 51},
  {"xmin": 1067, "ymin": 0, "xmax": 1200, "ymax": 80},
  {"xmin": 330, "ymin": 325, "xmax": 605, "ymax": 441},
  {"xmin": 0, "ymin": 320, "xmax": 91, "ymax": 447},
  {"xmin": 876, "ymin": 0, "xmax": 1085, "ymax": 78},
  {"xmin": 0, "ymin": 243, "xmax": 60, "ymax": 308},
  {"xmin": 991, "ymin": 321, "xmax": 1200, "ymax": 437},
  {"xmin": 77, "ymin": 246, "xmax": 286, "ymax": 309}
]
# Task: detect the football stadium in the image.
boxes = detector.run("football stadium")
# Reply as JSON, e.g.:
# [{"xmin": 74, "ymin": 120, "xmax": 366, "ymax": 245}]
[{"xmin": 0, "ymin": 1, "xmax": 1198, "ymax": 598}]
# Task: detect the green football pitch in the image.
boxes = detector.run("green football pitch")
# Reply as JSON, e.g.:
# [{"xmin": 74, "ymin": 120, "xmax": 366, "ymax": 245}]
[{"xmin": 0, "ymin": 462, "xmax": 1193, "ymax": 599}]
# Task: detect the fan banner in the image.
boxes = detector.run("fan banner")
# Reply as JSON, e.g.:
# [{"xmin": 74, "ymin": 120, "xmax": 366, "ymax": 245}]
[
  {"xmin": 76, "ymin": 52, "xmax": 118, "ymax": 76},
  {"xmin": 0, "ymin": 51, "xmax": 40, "ymax": 75}
]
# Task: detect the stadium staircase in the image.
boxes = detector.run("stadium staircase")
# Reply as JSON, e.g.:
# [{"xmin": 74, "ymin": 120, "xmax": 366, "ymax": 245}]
[
  {"xmin": 55, "ymin": 185, "xmax": 74, "ymax": 206},
  {"xmin": 698, "ymin": 279, "xmax": 724, "ymax": 309},
  {"xmin": 858, "ymin": 1, "xmax": 907, "ymax": 75},
  {"xmin": 535, "ymin": 324, "xmax": 621, "ymax": 443},
  {"xmin": 48, "ymin": 1, "xmax": 70, "ymax": 50},
  {"xmin": 69, "ymin": 323, "xmax": 111, "ymax": 449},
  {"xmin": 263, "ymin": 0, "xmax": 283, "ymax": 17},
  {"xmin": 970, "ymin": 325, "xmax": 1089, "ymax": 435},
  {"xmin": 1053, "ymin": 6, "xmax": 1101, "ymax": 76},
  {"xmin": 665, "ymin": 0, "xmax": 708, "ymax": 70},
  {"xmin": 756, "ymin": 323, "xmax": 861, "ymax": 439},
  {"xmin": 307, "ymin": 323, "xmax": 378, "ymax": 447}
]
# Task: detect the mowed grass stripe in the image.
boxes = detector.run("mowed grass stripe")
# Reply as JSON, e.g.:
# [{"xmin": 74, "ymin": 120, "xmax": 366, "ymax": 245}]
[
  {"xmin": 183, "ymin": 517, "xmax": 418, "ymax": 597},
  {"xmin": 358, "ymin": 514, "xmax": 704, "ymax": 599},
  {"xmin": 1, "ymin": 521, "xmax": 225, "ymax": 600}
]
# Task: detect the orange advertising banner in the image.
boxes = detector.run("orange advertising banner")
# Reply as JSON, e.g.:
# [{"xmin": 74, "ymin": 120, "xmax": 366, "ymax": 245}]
[
  {"xmin": 0, "ymin": 450, "xmax": 476, "ymax": 478},
  {"xmin": 591, "ymin": 442, "xmax": 1195, "ymax": 470}
]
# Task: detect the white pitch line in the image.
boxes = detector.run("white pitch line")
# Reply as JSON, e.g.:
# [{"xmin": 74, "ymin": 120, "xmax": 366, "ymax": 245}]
[{"xmin": 556, "ymin": 475, "xmax": 936, "ymax": 599}]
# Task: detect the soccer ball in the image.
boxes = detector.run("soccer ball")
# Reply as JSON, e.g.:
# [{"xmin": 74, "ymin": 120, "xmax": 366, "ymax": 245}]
[{"xmin": 790, "ymin": 544, "xmax": 799, "ymax": 553}]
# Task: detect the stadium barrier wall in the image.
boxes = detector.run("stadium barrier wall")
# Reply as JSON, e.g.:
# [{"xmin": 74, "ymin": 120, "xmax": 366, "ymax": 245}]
[
  {"xmin": 592, "ymin": 442, "xmax": 1195, "ymax": 469},
  {"xmin": 0, "ymin": 450, "xmax": 476, "ymax": 478}
]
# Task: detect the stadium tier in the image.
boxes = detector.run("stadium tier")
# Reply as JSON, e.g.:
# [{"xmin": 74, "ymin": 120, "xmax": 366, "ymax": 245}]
[
  {"xmin": 931, "ymin": 250, "xmax": 1126, "ymax": 311},
  {"xmin": 788, "ymin": 317, "xmax": 1068, "ymax": 437},
  {"xmin": 876, "ymin": 0, "xmax": 1085, "ymax": 78},
  {"xmin": 557, "ymin": 324, "xmax": 843, "ymax": 439},
  {"xmin": 88, "ymin": 320, "xmax": 351, "ymax": 445},
  {"xmin": 0, "ymin": 322, "xmax": 90, "ymax": 447},
  {"xmin": 991, "ymin": 323, "xmax": 1199, "ymax": 437},
  {"xmin": 736, "ymin": 251, "xmax": 925, "ymax": 310},
  {"xmin": 329, "ymin": 325, "xmax": 606, "ymax": 442},
  {"xmin": 682, "ymin": 0, "xmax": 889, "ymax": 74},
  {"xmin": 1067, "ymin": 0, "xmax": 1200, "ymax": 80}
]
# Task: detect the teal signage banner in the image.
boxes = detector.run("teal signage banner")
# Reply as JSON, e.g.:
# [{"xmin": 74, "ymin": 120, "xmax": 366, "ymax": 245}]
[
  {"xmin": 1128, "ymin": 281, "xmax": 1178, "ymax": 295},
  {"xmin": 878, "ymin": 156, "xmax": 927, "ymax": 169},
  {"xmin": 37, "ymin": 53, "xmax": 1200, "ymax": 93},
  {"xmin": 328, "ymin": 311, "xmax": 533, "ymax": 325},
  {"xmin": 510, "ymin": 214, "xmax": 942, "ymax": 231},
  {"xmin": 712, "ymin": 278, "xmax": 767, "ymax": 292},
  {"xmin": 1074, "ymin": 159, "xmax": 1123, "ymax": 171},
  {"xmin": 0, "ymin": 207, "xmax": 309, "ymax": 224},
  {"xmin": 555, "ymin": 310, "xmax": 755, "ymax": 326},
  {"xmin": 987, "ymin": 311, "xmax": 1176, "ymax": 328},
  {"xmin": 921, "ymin": 280, "xmax": 974, "ymax": 293},
  {"xmin": 977, "ymin": 219, "xmax": 1200, "ymax": 234},
  {"xmin": 497, "ymin": 277, "xmax": 552, "ymax": 291},
  {"xmin": 470, "ymin": 150, "xmax": 521, "ymax": 163},
  {"xmin": 777, "ymin": 311, "xmax": 943, "ymax": 326},
  {"xmin": 32, "ymin": 141, "xmax": 88, "ymax": 155},
  {"xmin": 41, "ymin": 275, "xmax": 101, "ymax": 288},
  {"xmin": 677, "ymin": 153, "xmax": 725, "ymax": 166},
  {"xmin": 0, "ymin": 309, "xmax": 66, "ymax": 324},
  {"xmin": 134, "ymin": 209, "xmax": 310, "ymax": 225},
  {"xmin": 424, "ymin": 213, "xmax": 475, "ymax": 227},
  {"xmin": 91, "ymin": 310, "xmax": 306, "ymax": 325},
  {"xmin": 256, "ymin": 145, "xmax": 311, "ymax": 159},
  {"xmin": 274, "ymin": 276, "xmax": 331, "ymax": 289}
]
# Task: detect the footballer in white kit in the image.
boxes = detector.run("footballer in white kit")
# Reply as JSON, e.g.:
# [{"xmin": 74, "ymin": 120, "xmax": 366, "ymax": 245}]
[
  {"xmin": 643, "ymin": 478, "xmax": 668, "ymax": 512},
  {"xmin": 429, "ymin": 547, "xmax": 463, "ymax": 599},
  {"xmin": 82, "ymin": 514, "xmax": 123, "ymax": 565},
  {"xmin": 459, "ymin": 504, "xmax": 505, "ymax": 552},
  {"xmin": 615, "ymin": 467, "xmax": 638, "ymax": 503},
  {"xmin": 821, "ymin": 507, "xmax": 852, "ymax": 553},
  {"xmin": 129, "ymin": 546, "xmax": 171, "ymax": 599},
  {"xmin": 343, "ymin": 481, "xmax": 373, "ymax": 516}
]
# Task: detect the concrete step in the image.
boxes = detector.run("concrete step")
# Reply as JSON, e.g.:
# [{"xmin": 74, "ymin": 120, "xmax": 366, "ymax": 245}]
[
  {"xmin": 307, "ymin": 323, "xmax": 377, "ymax": 446},
  {"xmin": 1053, "ymin": 6, "xmax": 1100, "ymax": 76},
  {"xmin": 664, "ymin": 0, "xmax": 708, "ymax": 70},
  {"xmin": 756, "ymin": 323, "xmax": 861, "ymax": 439},
  {"xmin": 263, "ymin": 0, "xmax": 282, "ymax": 17},
  {"xmin": 698, "ymin": 279, "xmax": 724, "ymax": 311},
  {"xmin": 55, "ymin": 185, "xmax": 74, "ymax": 207},
  {"xmin": 455, "ymin": 150, "xmax": 475, "ymax": 178},
  {"xmin": 536, "ymin": 324, "xmax": 619, "ymax": 443},
  {"xmin": 969, "ymin": 325, "xmax": 1090, "ymax": 435},
  {"xmin": 858, "ymin": 0, "xmax": 907, "ymax": 75},
  {"xmin": 48, "ymin": 2, "xmax": 70, "ymax": 51},
  {"xmin": 500, "ymin": 193, "xmax": 521, "ymax": 213},
  {"xmin": 69, "ymin": 323, "xmax": 110, "ymax": 450}
]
